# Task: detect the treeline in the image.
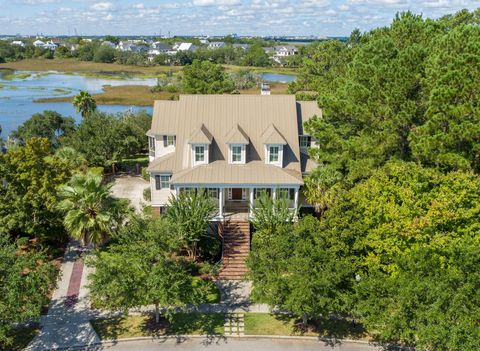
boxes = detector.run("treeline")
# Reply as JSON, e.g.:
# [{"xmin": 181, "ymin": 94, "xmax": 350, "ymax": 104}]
[
  {"xmin": 0, "ymin": 37, "xmax": 307, "ymax": 67},
  {"xmin": 249, "ymin": 9, "xmax": 480, "ymax": 350}
]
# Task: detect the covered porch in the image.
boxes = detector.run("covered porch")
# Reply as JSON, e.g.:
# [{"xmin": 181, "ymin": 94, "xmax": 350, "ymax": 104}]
[{"xmin": 174, "ymin": 186, "xmax": 300, "ymax": 220}]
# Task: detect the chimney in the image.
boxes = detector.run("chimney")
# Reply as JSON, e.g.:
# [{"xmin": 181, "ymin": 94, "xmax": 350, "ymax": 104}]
[{"xmin": 261, "ymin": 83, "xmax": 271, "ymax": 96}]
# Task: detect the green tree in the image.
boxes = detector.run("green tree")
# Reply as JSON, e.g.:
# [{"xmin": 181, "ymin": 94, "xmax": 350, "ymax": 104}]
[
  {"xmin": 238, "ymin": 44, "xmax": 270, "ymax": 67},
  {"xmin": 11, "ymin": 111, "xmax": 75, "ymax": 147},
  {"xmin": 303, "ymin": 165, "xmax": 342, "ymax": 216},
  {"xmin": 93, "ymin": 45, "xmax": 115, "ymax": 63},
  {"xmin": 73, "ymin": 90, "xmax": 97, "ymax": 118},
  {"xmin": 248, "ymin": 216, "xmax": 355, "ymax": 325},
  {"xmin": 182, "ymin": 60, "xmax": 235, "ymax": 94},
  {"xmin": 0, "ymin": 138, "xmax": 72, "ymax": 244},
  {"xmin": 250, "ymin": 192, "xmax": 294, "ymax": 233},
  {"xmin": 409, "ymin": 24, "xmax": 480, "ymax": 173},
  {"xmin": 65, "ymin": 112, "xmax": 121, "ymax": 167},
  {"xmin": 0, "ymin": 236, "xmax": 55, "ymax": 347},
  {"xmin": 57, "ymin": 172, "xmax": 130, "ymax": 246},
  {"xmin": 165, "ymin": 191, "xmax": 216, "ymax": 260},
  {"xmin": 88, "ymin": 216, "xmax": 198, "ymax": 323}
]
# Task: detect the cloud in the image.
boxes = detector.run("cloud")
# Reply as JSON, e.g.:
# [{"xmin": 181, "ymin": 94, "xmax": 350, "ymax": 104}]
[
  {"xmin": 192, "ymin": 0, "xmax": 240, "ymax": 6},
  {"xmin": 90, "ymin": 2, "xmax": 113, "ymax": 11},
  {"xmin": 19, "ymin": 0, "xmax": 59, "ymax": 4}
]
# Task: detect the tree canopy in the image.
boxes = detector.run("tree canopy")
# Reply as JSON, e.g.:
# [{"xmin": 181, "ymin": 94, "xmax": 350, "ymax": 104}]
[
  {"xmin": 182, "ymin": 60, "xmax": 235, "ymax": 94},
  {"xmin": 11, "ymin": 110, "xmax": 75, "ymax": 148}
]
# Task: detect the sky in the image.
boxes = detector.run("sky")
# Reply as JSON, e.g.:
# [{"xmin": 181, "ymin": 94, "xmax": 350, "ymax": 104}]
[{"xmin": 1, "ymin": 0, "xmax": 480, "ymax": 37}]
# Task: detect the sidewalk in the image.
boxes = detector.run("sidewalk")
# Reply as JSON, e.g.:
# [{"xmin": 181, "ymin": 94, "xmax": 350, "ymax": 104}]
[{"xmin": 27, "ymin": 241, "xmax": 101, "ymax": 351}]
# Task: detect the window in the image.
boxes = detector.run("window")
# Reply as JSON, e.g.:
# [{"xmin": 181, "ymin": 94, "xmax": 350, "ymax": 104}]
[
  {"xmin": 149, "ymin": 136, "xmax": 155, "ymax": 156},
  {"xmin": 163, "ymin": 135, "xmax": 176, "ymax": 147},
  {"xmin": 155, "ymin": 175, "xmax": 170, "ymax": 190},
  {"xmin": 299, "ymin": 135, "xmax": 311, "ymax": 149},
  {"xmin": 231, "ymin": 145, "xmax": 243, "ymax": 163},
  {"xmin": 277, "ymin": 188, "xmax": 294, "ymax": 200},
  {"xmin": 269, "ymin": 146, "xmax": 279, "ymax": 163},
  {"xmin": 207, "ymin": 188, "xmax": 218, "ymax": 198},
  {"xmin": 195, "ymin": 146, "xmax": 205, "ymax": 162},
  {"xmin": 255, "ymin": 188, "xmax": 272, "ymax": 199}
]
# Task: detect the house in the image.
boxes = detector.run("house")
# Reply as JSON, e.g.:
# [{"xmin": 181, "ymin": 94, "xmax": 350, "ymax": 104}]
[
  {"xmin": 275, "ymin": 45, "xmax": 298, "ymax": 57},
  {"xmin": 101, "ymin": 41, "xmax": 116, "ymax": 49},
  {"xmin": 43, "ymin": 41, "xmax": 58, "ymax": 50},
  {"xmin": 174, "ymin": 42, "xmax": 196, "ymax": 52},
  {"xmin": 232, "ymin": 43, "xmax": 250, "ymax": 50},
  {"xmin": 146, "ymin": 94, "xmax": 320, "ymax": 279},
  {"xmin": 11, "ymin": 41, "xmax": 25, "ymax": 47},
  {"xmin": 207, "ymin": 41, "xmax": 226, "ymax": 49},
  {"xmin": 33, "ymin": 40, "xmax": 45, "ymax": 48}
]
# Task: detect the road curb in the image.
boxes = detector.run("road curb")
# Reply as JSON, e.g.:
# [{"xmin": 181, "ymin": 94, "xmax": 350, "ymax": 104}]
[{"xmin": 52, "ymin": 334, "xmax": 374, "ymax": 350}]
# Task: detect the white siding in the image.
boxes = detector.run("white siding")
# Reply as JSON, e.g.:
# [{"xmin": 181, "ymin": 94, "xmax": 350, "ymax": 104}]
[{"xmin": 150, "ymin": 175, "xmax": 175, "ymax": 206}]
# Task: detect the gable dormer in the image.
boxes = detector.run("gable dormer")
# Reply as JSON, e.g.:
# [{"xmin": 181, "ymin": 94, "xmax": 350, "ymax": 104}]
[
  {"xmin": 188, "ymin": 124, "xmax": 213, "ymax": 166},
  {"xmin": 225, "ymin": 124, "xmax": 249, "ymax": 164},
  {"xmin": 262, "ymin": 124, "xmax": 287, "ymax": 167}
]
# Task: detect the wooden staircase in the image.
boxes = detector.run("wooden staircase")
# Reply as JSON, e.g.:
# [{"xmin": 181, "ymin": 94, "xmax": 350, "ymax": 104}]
[{"xmin": 218, "ymin": 220, "xmax": 250, "ymax": 280}]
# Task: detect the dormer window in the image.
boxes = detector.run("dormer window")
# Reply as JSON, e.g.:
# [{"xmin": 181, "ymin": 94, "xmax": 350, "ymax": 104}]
[
  {"xmin": 269, "ymin": 146, "xmax": 279, "ymax": 163},
  {"xmin": 229, "ymin": 144, "xmax": 246, "ymax": 164},
  {"xmin": 195, "ymin": 145, "xmax": 205, "ymax": 163},
  {"xmin": 163, "ymin": 135, "xmax": 176, "ymax": 147}
]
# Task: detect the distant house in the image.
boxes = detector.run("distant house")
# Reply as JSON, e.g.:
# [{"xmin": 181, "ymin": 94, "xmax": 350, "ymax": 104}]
[
  {"xmin": 11, "ymin": 41, "xmax": 25, "ymax": 47},
  {"xmin": 275, "ymin": 45, "xmax": 298, "ymax": 57},
  {"xmin": 207, "ymin": 41, "xmax": 226, "ymax": 49},
  {"xmin": 43, "ymin": 41, "xmax": 58, "ymax": 50},
  {"xmin": 33, "ymin": 40, "xmax": 45, "ymax": 48},
  {"xmin": 102, "ymin": 41, "xmax": 117, "ymax": 49},
  {"xmin": 174, "ymin": 42, "xmax": 196, "ymax": 52},
  {"xmin": 117, "ymin": 40, "xmax": 148, "ymax": 53},
  {"xmin": 232, "ymin": 43, "xmax": 250, "ymax": 50}
]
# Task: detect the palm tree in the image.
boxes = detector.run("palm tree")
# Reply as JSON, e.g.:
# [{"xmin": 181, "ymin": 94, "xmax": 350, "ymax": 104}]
[
  {"xmin": 57, "ymin": 172, "xmax": 129, "ymax": 246},
  {"xmin": 73, "ymin": 91, "xmax": 97, "ymax": 118},
  {"xmin": 303, "ymin": 166, "xmax": 342, "ymax": 217}
]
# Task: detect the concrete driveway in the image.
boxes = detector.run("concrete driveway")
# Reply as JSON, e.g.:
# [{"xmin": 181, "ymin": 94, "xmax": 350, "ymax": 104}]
[
  {"xmin": 92, "ymin": 338, "xmax": 381, "ymax": 351},
  {"xmin": 111, "ymin": 175, "xmax": 149, "ymax": 213}
]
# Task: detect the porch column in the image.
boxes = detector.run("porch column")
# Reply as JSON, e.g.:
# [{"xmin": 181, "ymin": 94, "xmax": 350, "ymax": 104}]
[
  {"xmin": 272, "ymin": 187, "xmax": 277, "ymax": 200},
  {"xmin": 249, "ymin": 187, "xmax": 255, "ymax": 215},
  {"xmin": 293, "ymin": 187, "xmax": 299, "ymax": 218},
  {"xmin": 218, "ymin": 187, "xmax": 224, "ymax": 218}
]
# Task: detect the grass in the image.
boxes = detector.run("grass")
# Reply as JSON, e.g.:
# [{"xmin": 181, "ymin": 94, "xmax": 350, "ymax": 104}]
[
  {"xmin": 244, "ymin": 313, "xmax": 369, "ymax": 340},
  {"xmin": 3, "ymin": 326, "xmax": 39, "ymax": 351},
  {"xmin": 0, "ymin": 59, "xmax": 182, "ymax": 77},
  {"xmin": 91, "ymin": 313, "xmax": 225, "ymax": 340},
  {"xmin": 35, "ymin": 82, "xmax": 289, "ymax": 106}
]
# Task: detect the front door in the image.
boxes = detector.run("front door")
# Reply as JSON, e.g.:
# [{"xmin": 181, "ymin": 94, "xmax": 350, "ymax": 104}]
[{"xmin": 231, "ymin": 188, "xmax": 243, "ymax": 200}]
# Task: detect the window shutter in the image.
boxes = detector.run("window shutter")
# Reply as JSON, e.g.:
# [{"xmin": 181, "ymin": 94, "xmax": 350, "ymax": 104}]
[
  {"xmin": 173, "ymin": 136, "xmax": 176, "ymax": 146},
  {"xmin": 163, "ymin": 136, "xmax": 167, "ymax": 147},
  {"xmin": 155, "ymin": 175, "xmax": 161, "ymax": 190}
]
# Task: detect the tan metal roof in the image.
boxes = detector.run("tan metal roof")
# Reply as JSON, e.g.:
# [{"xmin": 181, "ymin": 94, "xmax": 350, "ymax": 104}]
[
  {"xmin": 171, "ymin": 160, "xmax": 303, "ymax": 185},
  {"xmin": 225, "ymin": 124, "xmax": 250, "ymax": 144},
  {"xmin": 296, "ymin": 101, "xmax": 322, "ymax": 135},
  {"xmin": 149, "ymin": 95, "xmax": 322, "ymax": 185},
  {"xmin": 188, "ymin": 124, "xmax": 213, "ymax": 144},
  {"xmin": 261, "ymin": 124, "xmax": 287, "ymax": 145}
]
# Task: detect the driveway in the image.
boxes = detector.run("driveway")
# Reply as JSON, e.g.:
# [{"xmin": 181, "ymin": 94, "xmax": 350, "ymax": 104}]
[
  {"xmin": 90, "ymin": 338, "xmax": 381, "ymax": 351},
  {"xmin": 111, "ymin": 175, "xmax": 149, "ymax": 213}
]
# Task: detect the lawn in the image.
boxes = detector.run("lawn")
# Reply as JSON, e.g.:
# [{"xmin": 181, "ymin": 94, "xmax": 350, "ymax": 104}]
[
  {"xmin": 3, "ymin": 326, "xmax": 39, "ymax": 351},
  {"xmin": 35, "ymin": 81, "xmax": 289, "ymax": 106},
  {"xmin": 91, "ymin": 313, "xmax": 225, "ymax": 340},
  {"xmin": 244, "ymin": 313, "xmax": 369, "ymax": 340},
  {"xmin": 0, "ymin": 58, "xmax": 182, "ymax": 77}
]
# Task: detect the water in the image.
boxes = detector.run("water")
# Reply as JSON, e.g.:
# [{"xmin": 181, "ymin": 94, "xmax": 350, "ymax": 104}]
[
  {"xmin": 259, "ymin": 72, "xmax": 296, "ymax": 83},
  {"xmin": 0, "ymin": 70, "xmax": 155, "ymax": 137}
]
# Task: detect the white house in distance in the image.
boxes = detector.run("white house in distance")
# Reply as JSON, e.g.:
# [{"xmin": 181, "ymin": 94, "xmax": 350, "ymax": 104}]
[
  {"xmin": 146, "ymin": 94, "xmax": 319, "ymax": 279},
  {"xmin": 33, "ymin": 40, "xmax": 45, "ymax": 48},
  {"xmin": 207, "ymin": 41, "xmax": 226, "ymax": 49}
]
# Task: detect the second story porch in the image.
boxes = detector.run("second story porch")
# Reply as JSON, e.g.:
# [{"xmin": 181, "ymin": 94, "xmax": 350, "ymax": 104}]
[{"xmin": 175, "ymin": 186, "xmax": 300, "ymax": 220}]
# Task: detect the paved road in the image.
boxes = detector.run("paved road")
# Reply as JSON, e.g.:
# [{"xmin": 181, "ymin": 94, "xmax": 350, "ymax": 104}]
[{"xmin": 91, "ymin": 338, "xmax": 381, "ymax": 351}]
